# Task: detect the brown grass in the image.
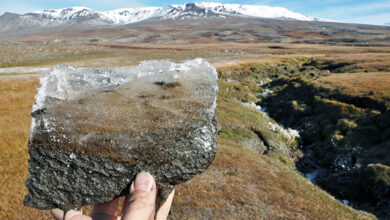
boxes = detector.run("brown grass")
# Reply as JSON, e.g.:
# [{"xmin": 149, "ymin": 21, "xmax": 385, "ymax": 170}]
[
  {"xmin": 0, "ymin": 73, "xmax": 373, "ymax": 219},
  {"xmin": 313, "ymin": 72, "xmax": 390, "ymax": 107},
  {"xmin": 0, "ymin": 75, "xmax": 51, "ymax": 219},
  {"xmin": 2, "ymin": 26, "xmax": 390, "ymax": 219},
  {"xmin": 171, "ymin": 139, "xmax": 373, "ymax": 219},
  {"xmin": 2, "ymin": 39, "xmax": 390, "ymax": 70}
]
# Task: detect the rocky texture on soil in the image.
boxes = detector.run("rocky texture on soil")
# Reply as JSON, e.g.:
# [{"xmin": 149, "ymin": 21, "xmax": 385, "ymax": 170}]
[{"xmin": 24, "ymin": 59, "xmax": 218, "ymax": 210}]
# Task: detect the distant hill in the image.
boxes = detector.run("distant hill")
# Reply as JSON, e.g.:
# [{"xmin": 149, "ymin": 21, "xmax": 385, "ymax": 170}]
[
  {"xmin": 5, "ymin": 2, "xmax": 323, "ymax": 25},
  {"xmin": 0, "ymin": 2, "xmax": 326, "ymax": 35},
  {"xmin": 0, "ymin": 2, "xmax": 390, "ymax": 47}
]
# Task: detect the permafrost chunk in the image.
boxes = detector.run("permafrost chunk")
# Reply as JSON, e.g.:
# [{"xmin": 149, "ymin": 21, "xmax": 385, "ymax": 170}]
[{"xmin": 25, "ymin": 58, "xmax": 218, "ymax": 210}]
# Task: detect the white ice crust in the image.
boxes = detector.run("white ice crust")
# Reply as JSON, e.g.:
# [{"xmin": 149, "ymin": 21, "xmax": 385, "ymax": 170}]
[{"xmin": 32, "ymin": 58, "xmax": 218, "ymax": 112}]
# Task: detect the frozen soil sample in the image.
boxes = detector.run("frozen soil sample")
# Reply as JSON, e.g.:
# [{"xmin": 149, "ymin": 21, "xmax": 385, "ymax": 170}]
[{"xmin": 24, "ymin": 58, "xmax": 218, "ymax": 210}]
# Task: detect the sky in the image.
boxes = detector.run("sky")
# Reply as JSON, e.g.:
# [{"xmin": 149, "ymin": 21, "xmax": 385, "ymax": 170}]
[{"xmin": 0, "ymin": 0, "xmax": 389, "ymax": 25}]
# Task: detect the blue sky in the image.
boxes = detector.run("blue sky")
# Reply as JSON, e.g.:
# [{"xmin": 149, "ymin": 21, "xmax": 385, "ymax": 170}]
[{"xmin": 0, "ymin": 0, "xmax": 389, "ymax": 25}]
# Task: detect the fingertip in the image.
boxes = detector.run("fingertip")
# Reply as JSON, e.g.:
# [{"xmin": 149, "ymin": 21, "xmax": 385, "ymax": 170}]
[
  {"xmin": 65, "ymin": 210, "xmax": 92, "ymax": 220},
  {"xmin": 122, "ymin": 172, "xmax": 157, "ymax": 220},
  {"xmin": 51, "ymin": 208, "xmax": 64, "ymax": 220},
  {"xmin": 51, "ymin": 209, "xmax": 90, "ymax": 220},
  {"xmin": 132, "ymin": 172, "xmax": 155, "ymax": 192}
]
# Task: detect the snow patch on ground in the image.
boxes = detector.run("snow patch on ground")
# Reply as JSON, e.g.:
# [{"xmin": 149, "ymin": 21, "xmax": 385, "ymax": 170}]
[
  {"xmin": 267, "ymin": 121, "xmax": 300, "ymax": 141},
  {"xmin": 242, "ymin": 102, "xmax": 263, "ymax": 113},
  {"xmin": 241, "ymin": 101, "xmax": 300, "ymax": 142},
  {"xmin": 257, "ymin": 88, "xmax": 273, "ymax": 96}
]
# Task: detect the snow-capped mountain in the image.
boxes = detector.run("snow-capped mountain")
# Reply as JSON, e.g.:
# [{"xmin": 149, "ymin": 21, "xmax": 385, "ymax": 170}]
[
  {"xmin": 0, "ymin": 2, "xmax": 327, "ymax": 36},
  {"xmin": 28, "ymin": 7, "xmax": 97, "ymax": 20},
  {"xmin": 22, "ymin": 2, "xmax": 323, "ymax": 25},
  {"xmin": 385, "ymin": 22, "xmax": 390, "ymax": 26}
]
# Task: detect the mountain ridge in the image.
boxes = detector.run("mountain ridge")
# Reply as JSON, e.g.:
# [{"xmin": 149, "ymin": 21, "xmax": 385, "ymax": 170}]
[{"xmin": 2, "ymin": 2, "xmax": 325, "ymax": 26}]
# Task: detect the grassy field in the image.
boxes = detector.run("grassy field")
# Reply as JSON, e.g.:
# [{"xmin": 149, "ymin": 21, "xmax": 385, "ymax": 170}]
[
  {"xmin": 313, "ymin": 72, "xmax": 390, "ymax": 109},
  {"xmin": 1, "ymin": 16, "xmax": 390, "ymax": 219},
  {"xmin": 171, "ymin": 139, "xmax": 373, "ymax": 219},
  {"xmin": 0, "ymin": 59, "xmax": 375, "ymax": 219},
  {"xmin": 0, "ymin": 75, "xmax": 49, "ymax": 219},
  {"xmin": 2, "ymin": 40, "xmax": 390, "ymax": 70}
]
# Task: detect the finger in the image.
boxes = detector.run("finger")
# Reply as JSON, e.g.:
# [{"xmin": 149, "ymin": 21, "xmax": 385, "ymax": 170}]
[
  {"xmin": 64, "ymin": 210, "xmax": 92, "ymax": 220},
  {"xmin": 122, "ymin": 172, "xmax": 157, "ymax": 220},
  {"xmin": 51, "ymin": 208, "xmax": 64, "ymax": 220},
  {"xmin": 91, "ymin": 197, "xmax": 120, "ymax": 220},
  {"xmin": 120, "ymin": 195, "xmax": 129, "ymax": 216},
  {"xmin": 57, "ymin": 209, "xmax": 92, "ymax": 220},
  {"xmin": 155, "ymin": 189, "xmax": 175, "ymax": 220}
]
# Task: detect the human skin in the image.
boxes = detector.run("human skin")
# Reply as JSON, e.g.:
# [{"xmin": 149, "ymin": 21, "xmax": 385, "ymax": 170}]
[{"xmin": 51, "ymin": 172, "xmax": 175, "ymax": 220}]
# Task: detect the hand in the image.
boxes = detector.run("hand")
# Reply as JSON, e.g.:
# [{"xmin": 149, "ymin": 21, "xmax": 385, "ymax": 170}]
[{"xmin": 51, "ymin": 172, "xmax": 175, "ymax": 220}]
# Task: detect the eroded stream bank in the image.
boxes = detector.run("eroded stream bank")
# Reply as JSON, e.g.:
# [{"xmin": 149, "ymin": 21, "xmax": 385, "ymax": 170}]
[{"xmin": 217, "ymin": 56, "xmax": 390, "ymax": 219}]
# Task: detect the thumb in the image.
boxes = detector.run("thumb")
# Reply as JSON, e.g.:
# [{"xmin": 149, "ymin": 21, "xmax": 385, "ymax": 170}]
[{"xmin": 122, "ymin": 172, "xmax": 157, "ymax": 220}]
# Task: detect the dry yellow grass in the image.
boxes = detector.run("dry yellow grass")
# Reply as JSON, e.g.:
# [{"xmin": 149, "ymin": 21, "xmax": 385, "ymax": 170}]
[
  {"xmin": 0, "ymin": 75, "xmax": 52, "ymax": 219},
  {"xmin": 2, "ymin": 39, "xmax": 390, "ymax": 70},
  {"xmin": 0, "ymin": 73, "xmax": 373, "ymax": 219},
  {"xmin": 171, "ymin": 140, "xmax": 373, "ymax": 219},
  {"xmin": 2, "ymin": 28, "xmax": 390, "ymax": 219},
  {"xmin": 313, "ymin": 72, "xmax": 390, "ymax": 108}
]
